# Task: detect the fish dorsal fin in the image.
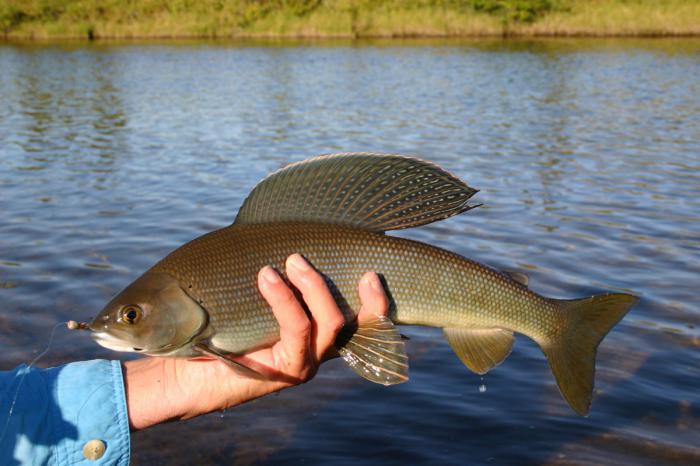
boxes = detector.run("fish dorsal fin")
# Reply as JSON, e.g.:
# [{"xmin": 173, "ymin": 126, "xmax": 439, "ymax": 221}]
[
  {"xmin": 502, "ymin": 270, "xmax": 529, "ymax": 287},
  {"xmin": 443, "ymin": 327, "xmax": 514, "ymax": 375},
  {"xmin": 234, "ymin": 152, "xmax": 479, "ymax": 232}
]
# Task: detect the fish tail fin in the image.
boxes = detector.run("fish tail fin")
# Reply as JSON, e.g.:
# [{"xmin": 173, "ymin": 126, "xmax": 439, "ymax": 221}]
[{"xmin": 541, "ymin": 293, "xmax": 638, "ymax": 415}]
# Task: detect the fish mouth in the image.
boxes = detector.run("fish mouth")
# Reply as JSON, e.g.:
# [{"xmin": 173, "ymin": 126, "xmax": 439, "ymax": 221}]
[
  {"xmin": 91, "ymin": 330, "xmax": 172, "ymax": 354},
  {"xmin": 92, "ymin": 331, "xmax": 140, "ymax": 353}
]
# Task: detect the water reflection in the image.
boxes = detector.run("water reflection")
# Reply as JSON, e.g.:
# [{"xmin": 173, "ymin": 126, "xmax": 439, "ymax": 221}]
[
  {"xmin": 9, "ymin": 49, "xmax": 128, "ymax": 192},
  {"xmin": 1, "ymin": 39, "xmax": 699, "ymax": 465}
]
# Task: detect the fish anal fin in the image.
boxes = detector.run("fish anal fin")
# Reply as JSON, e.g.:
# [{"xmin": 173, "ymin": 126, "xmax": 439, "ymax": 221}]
[
  {"xmin": 502, "ymin": 270, "xmax": 529, "ymax": 287},
  {"xmin": 234, "ymin": 153, "xmax": 479, "ymax": 232},
  {"xmin": 443, "ymin": 327, "xmax": 514, "ymax": 375},
  {"xmin": 336, "ymin": 315, "xmax": 409, "ymax": 385},
  {"xmin": 194, "ymin": 342, "xmax": 266, "ymax": 380}
]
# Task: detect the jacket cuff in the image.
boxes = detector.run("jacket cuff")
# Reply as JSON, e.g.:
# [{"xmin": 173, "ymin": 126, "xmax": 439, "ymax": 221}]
[{"xmin": 44, "ymin": 359, "xmax": 131, "ymax": 465}]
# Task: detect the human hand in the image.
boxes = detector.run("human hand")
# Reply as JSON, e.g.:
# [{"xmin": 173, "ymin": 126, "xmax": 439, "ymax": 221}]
[{"xmin": 122, "ymin": 253, "xmax": 389, "ymax": 430}]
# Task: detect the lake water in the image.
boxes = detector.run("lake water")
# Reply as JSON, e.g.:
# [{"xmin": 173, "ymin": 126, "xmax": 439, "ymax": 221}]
[{"xmin": 0, "ymin": 39, "xmax": 698, "ymax": 465}]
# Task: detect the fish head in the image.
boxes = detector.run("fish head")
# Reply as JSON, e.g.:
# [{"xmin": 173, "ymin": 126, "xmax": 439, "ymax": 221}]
[{"xmin": 90, "ymin": 272, "xmax": 207, "ymax": 356}]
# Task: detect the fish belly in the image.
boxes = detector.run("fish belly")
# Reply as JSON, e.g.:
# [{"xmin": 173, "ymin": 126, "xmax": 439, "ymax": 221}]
[{"xmin": 152, "ymin": 222, "xmax": 555, "ymax": 354}]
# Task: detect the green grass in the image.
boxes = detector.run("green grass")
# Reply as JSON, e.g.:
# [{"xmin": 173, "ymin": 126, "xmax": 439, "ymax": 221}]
[
  {"xmin": 513, "ymin": 0, "xmax": 700, "ymax": 36},
  {"xmin": 1, "ymin": 0, "xmax": 699, "ymax": 39}
]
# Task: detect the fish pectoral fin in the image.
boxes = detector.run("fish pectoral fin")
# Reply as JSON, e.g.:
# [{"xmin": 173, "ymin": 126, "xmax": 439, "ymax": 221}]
[
  {"xmin": 193, "ymin": 343, "xmax": 267, "ymax": 380},
  {"xmin": 443, "ymin": 327, "xmax": 514, "ymax": 375},
  {"xmin": 336, "ymin": 316, "xmax": 409, "ymax": 386},
  {"xmin": 501, "ymin": 270, "xmax": 529, "ymax": 287}
]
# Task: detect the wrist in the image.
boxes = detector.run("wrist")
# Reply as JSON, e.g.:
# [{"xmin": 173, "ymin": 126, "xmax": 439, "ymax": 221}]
[{"xmin": 123, "ymin": 358, "xmax": 187, "ymax": 430}]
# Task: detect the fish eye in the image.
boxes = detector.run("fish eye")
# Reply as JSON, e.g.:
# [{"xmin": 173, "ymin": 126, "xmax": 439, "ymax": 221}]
[{"xmin": 121, "ymin": 305, "xmax": 143, "ymax": 325}]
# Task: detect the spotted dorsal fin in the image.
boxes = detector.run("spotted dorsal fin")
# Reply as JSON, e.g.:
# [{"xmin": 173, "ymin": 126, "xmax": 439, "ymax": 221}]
[{"xmin": 234, "ymin": 152, "xmax": 479, "ymax": 232}]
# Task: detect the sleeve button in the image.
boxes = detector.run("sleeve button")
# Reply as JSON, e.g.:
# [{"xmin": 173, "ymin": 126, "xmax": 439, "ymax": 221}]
[{"xmin": 83, "ymin": 439, "xmax": 106, "ymax": 460}]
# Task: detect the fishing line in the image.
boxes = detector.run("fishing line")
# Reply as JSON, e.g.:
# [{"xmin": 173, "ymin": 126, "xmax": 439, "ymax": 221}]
[{"xmin": 0, "ymin": 321, "xmax": 67, "ymax": 445}]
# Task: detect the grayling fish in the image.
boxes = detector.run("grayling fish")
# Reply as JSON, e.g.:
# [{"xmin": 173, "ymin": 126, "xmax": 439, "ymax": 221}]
[{"xmin": 90, "ymin": 153, "xmax": 637, "ymax": 415}]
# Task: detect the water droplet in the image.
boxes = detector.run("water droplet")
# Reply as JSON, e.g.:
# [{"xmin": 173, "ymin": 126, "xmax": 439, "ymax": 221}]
[{"xmin": 478, "ymin": 384, "xmax": 487, "ymax": 393}]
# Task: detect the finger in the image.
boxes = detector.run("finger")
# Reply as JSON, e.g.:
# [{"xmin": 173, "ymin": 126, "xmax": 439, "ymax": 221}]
[
  {"xmin": 357, "ymin": 272, "xmax": 390, "ymax": 324},
  {"xmin": 257, "ymin": 265, "xmax": 311, "ymax": 364},
  {"xmin": 286, "ymin": 254, "xmax": 345, "ymax": 361}
]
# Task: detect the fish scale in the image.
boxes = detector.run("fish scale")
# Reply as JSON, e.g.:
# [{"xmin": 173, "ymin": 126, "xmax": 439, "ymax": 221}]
[
  {"xmin": 90, "ymin": 153, "xmax": 637, "ymax": 415},
  {"xmin": 151, "ymin": 222, "xmax": 557, "ymax": 354}
]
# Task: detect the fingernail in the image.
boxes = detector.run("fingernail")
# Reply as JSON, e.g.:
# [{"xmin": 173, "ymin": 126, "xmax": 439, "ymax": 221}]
[
  {"xmin": 261, "ymin": 266, "xmax": 280, "ymax": 284},
  {"xmin": 368, "ymin": 273, "xmax": 383, "ymax": 293},
  {"xmin": 288, "ymin": 254, "xmax": 311, "ymax": 272}
]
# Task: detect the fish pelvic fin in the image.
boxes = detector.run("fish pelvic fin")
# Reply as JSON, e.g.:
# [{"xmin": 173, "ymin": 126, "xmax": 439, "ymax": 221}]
[
  {"xmin": 542, "ymin": 293, "xmax": 638, "ymax": 416},
  {"xmin": 443, "ymin": 327, "xmax": 514, "ymax": 375},
  {"xmin": 336, "ymin": 315, "xmax": 409, "ymax": 385},
  {"xmin": 234, "ymin": 153, "xmax": 479, "ymax": 232}
]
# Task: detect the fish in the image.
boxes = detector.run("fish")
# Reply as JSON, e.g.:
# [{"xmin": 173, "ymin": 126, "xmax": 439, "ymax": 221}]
[{"xmin": 90, "ymin": 152, "xmax": 638, "ymax": 415}]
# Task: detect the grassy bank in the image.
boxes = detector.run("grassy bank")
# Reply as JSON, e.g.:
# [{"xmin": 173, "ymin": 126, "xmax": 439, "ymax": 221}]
[{"xmin": 1, "ymin": 1, "xmax": 699, "ymax": 40}]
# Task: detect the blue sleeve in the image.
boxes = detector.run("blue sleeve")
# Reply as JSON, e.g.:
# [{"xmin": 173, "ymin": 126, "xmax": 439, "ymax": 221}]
[{"xmin": 0, "ymin": 360, "xmax": 131, "ymax": 466}]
